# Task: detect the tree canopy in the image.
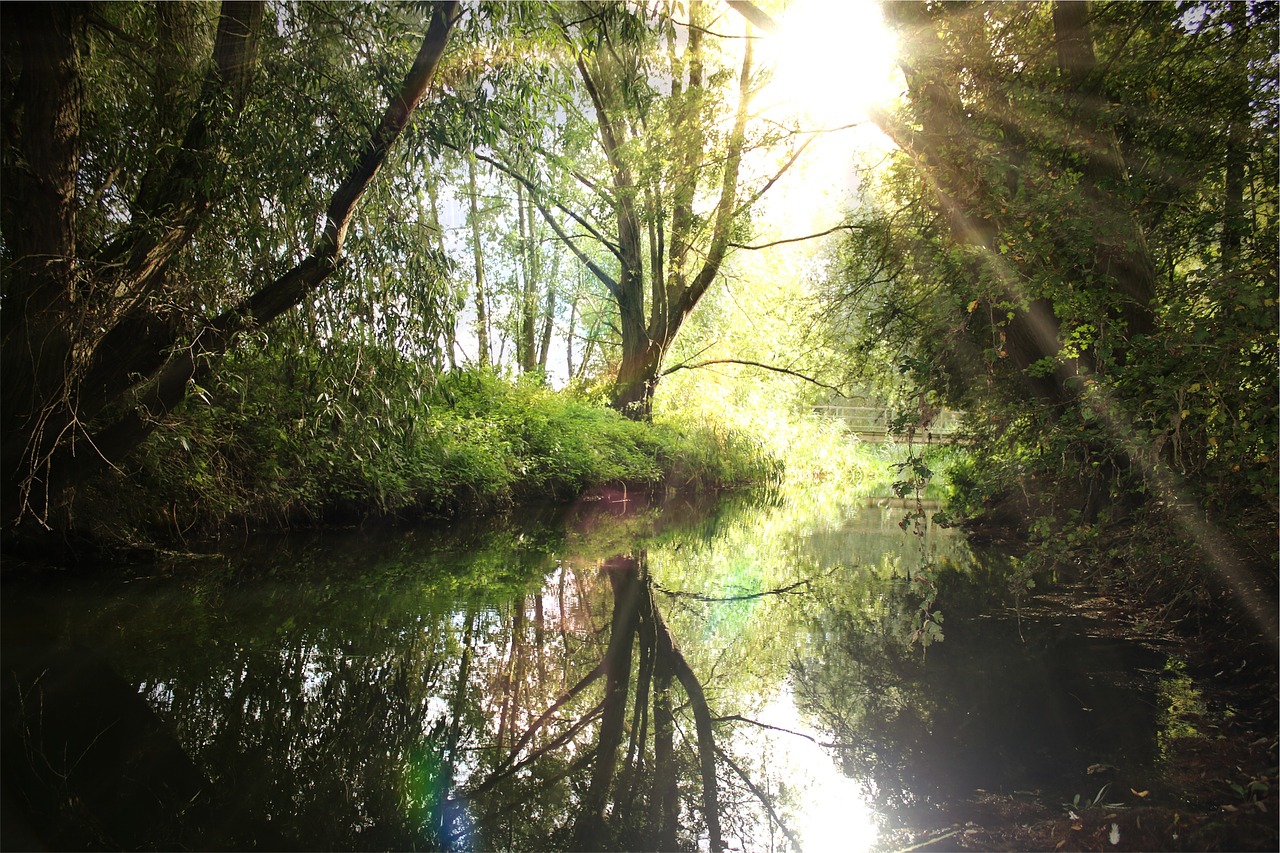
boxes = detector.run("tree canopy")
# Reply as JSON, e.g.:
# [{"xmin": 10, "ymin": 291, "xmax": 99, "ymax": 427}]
[{"xmin": 2, "ymin": 0, "xmax": 1275, "ymax": 607}]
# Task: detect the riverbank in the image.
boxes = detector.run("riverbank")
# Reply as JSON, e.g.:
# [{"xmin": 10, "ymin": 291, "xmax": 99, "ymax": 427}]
[
  {"xmin": 880, "ymin": 580, "xmax": 1278, "ymax": 853},
  {"xmin": 2, "ymin": 375, "xmax": 783, "ymax": 565}
]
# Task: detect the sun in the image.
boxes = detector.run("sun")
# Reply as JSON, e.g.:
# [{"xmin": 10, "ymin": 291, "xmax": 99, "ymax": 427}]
[
  {"xmin": 742, "ymin": 0, "xmax": 902, "ymax": 237},
  {"xmin": 755, "ymin": 0, "xmax": 902, "ymax": 130}
]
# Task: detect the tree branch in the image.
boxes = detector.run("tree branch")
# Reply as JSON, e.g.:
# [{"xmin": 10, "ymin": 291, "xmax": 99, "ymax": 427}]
[
  {"xmin": 654, "ymin": 570, "xmax": 831, "ymax": 602},
  {"xmin": 472, "ymin": 151, "xmax": 625, "ymax": 301},
  {"xmin": 680, "ymin": 16, "xmax": 755, "ymax": 319},
  {"xmin": 661, "ymin": 358, "xmax": 848, "ymax": 395},
  {"xmin": 497, "ymin": 660, "xmax": 606, "ymax": 776},
  {"xmin": 730, "ymin": 223, "xmax": 867, "ymax": 251},
  {"xmin": 713, "ymin": 743, "xmax": 804, "ymax": 853},
  {"xmin": 91, "ymin": 1, "xmax": 265, "ymax": 306},
  {"xmin": 710, "ymin": 714, "xmax": 868, "ymax": 750},
  {"xmin": 472, "ymin": 150, "xmax": 622, "ymax": 260},
  {"xmin": 725, "ymin": 1, "xmax": 778, "ymax": 34}
]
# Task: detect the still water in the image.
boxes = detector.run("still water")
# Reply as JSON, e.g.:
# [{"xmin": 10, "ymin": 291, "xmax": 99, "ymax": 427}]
[{"xmin": 1, "ymin": 487, "xmax": 1193, "ymax": 851}]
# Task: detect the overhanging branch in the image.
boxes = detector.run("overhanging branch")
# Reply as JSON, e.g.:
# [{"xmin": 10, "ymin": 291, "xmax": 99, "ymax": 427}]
[
  {"xmin": 661, "ymin": 358, "xmax": 848, "ymax": 395},
  {"xmin": 730, "ymin": 223, "xmax": 867, "ymax": 250}
]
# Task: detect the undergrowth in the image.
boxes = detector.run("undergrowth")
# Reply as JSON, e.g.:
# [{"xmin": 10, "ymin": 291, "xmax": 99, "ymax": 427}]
[{"xmin": 66, "ymin": 346, "xmax": 780, "ymax": 548}]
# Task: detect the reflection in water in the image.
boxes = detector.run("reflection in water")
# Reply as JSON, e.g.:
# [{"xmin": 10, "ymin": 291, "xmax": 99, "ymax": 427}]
[
  {"xmin": 472, "ymin": 552, "xmax": 727, "ymax": 852},
  {"xmin": 1, "ymin": 490, "xmax": 1194, "ymax": 851}
]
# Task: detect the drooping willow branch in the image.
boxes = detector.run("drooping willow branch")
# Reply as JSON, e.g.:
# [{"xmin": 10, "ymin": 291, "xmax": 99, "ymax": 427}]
[{"xmin": 714, "ymin": 743, "xmax": 804, "ymax": 853}]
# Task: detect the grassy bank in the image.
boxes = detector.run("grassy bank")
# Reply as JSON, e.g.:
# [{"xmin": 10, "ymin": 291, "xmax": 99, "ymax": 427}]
[{"xmin": 35, "ymin": 353, "xmax": 780, "ymax": 554}]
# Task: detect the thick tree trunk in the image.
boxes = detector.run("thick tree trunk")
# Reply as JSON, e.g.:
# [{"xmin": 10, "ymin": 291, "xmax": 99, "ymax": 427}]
[
  {"xmin": 877, "ymin": 1, "xmax": 1082, "ymax": 408},
  {"xmin": 605, "ymin": 9, "xmax": 752, "ymax": 420},
  {"xmin": 612, "ymin": 343, "xmax": 661, "ymax": 420},
  {"xmin": 2, "ymin": 1, "xmax": 458, "ymax": 529},
  {"xmin": 654, "ymin": 600, "xmax": 723, "ymax": 853},
  {"xmin": 1052, "ymin": 0, "xmax": 1157, "ymax": 343},
  {"xmin": 571, "ymin": 555, "xmax": 642, "ymax": 850},
  {"xmin": 0, "ymin": 2, "xmax": 84, "ymax": 522}
]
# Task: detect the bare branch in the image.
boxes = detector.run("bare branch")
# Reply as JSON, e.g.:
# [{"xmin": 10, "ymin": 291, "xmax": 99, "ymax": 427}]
[
  {"xmin": 730, "ymin": 223, "xmax": 867, "ymax": 251},
  {"xmin": 661, "ymin": 358, "xmax": 848, "ymax": 395}
]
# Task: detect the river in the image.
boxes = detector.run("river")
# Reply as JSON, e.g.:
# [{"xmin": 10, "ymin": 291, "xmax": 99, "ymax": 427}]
[{"xmin": 1, "ymin": 484, "xmax": 1200, "ymax": 851}]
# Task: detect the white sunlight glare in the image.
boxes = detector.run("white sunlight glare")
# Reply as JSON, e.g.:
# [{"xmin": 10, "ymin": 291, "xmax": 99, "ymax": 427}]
[
  {"xmin": 749, "ymin": 0, "xmax": 902, "ymax": 238},
  {"xmin": 756, "ymin": 0, "xmax": 901, "ymax": 131},
  {"xmin": 757, "ymin": 688, "xmax": 881, "ymax": 853}
]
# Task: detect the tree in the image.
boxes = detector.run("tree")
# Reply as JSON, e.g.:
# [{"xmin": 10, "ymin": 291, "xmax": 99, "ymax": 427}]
[
  {"xmin": 1, "ymin": 1, "xmax": 459, "ymax": 529},
  {"xmin": 467, "ymin": 1, "xmax": 761, "ymax": 418},
  {"xmin": 465, "ymin": 152, "xmax": 494, "ymax": 368},
  {"xmin": 823, "ymin": 1, "xmax": 1276, "ymax": 516}
]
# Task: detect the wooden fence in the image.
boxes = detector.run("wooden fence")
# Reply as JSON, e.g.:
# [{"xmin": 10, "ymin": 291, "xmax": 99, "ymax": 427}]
[{"xmin": 809, "ymin": 405, "xmax": 966, "ymax": 445}]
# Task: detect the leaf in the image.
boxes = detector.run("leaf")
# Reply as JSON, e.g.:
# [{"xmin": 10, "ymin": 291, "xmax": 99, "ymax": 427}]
[{"xmin": 1130, "ymin": 788, "xmax": 1149, "ymax": 798}]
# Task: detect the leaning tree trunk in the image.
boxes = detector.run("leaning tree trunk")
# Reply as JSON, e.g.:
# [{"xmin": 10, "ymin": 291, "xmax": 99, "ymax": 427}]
[
  {"xmin": 2, "ymin": 1, "xmax": 458, "ymax": 530},
  {"xmin": 571, "ymin": 555, "xmax": 642, "ymax": 850}
]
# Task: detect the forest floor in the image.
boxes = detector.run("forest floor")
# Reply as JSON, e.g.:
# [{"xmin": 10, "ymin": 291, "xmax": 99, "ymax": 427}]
[{"xmin": 882, "ymin": 584, "xmax": 1279, "ymax": 853}]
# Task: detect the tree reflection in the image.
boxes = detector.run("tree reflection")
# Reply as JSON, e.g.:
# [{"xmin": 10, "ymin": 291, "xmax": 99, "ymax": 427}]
[
  {"xmin": 13, "ymin": 492, "xmax": 953, "ymax": 852},
  {"xmin": 468, "ymin": 552, "xmax": 735, "ymax": 852},
  {"xmin": 791, "ymin": 562, "xmax": 1169, "ymax": 833},
  {"xmin": 11, "ymin": 536, "xmax": 786, "ymax": 851}
]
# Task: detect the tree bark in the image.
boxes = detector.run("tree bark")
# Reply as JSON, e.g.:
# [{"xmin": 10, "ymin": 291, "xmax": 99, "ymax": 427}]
[
  {"xmin": 4, "ymin": 1, "xmax": 458, "ymax": 526},
  {"xmin": 0, "ymin": 2, "xmax": 85, "ymax": 521},
  {"xmin": 467, "ymin": 153, "xmax": 492, "ymax": 368}
]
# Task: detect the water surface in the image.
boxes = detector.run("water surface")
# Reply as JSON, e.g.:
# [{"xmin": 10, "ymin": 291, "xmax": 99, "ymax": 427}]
[{"xmin": 1, "ymin": 487, "xmax": 1193, "ymax": 851}]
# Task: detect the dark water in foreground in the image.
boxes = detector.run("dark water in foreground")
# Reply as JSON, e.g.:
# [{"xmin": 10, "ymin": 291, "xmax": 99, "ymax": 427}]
[{"xmin": 1, "ymin": 488, "xmax": 1198, "ymax": 851}]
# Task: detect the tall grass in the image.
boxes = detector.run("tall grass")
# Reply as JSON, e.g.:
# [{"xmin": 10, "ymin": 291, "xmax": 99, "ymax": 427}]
[{"xmin": 79, "ymin": 358, "xmax": 779, "ymax": 545}]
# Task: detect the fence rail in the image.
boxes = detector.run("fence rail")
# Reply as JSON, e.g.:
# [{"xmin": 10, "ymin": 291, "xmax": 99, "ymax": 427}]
[{"xmin": 810, "ymin": 405, "xmax": 966, "ymax": 444}]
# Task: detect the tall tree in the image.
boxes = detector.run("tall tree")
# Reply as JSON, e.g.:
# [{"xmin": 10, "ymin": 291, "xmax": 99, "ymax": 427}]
[
  {"xmin": 1, "ymin": 1, "xmax": 459, "ymax": 528},
  {"xmin": 826, "ymin": 0, "xmax": 1275, "ymax": 513},
  {"xmin": 476, "ymin": 0, "xmax": 763, "ymax": 417},
  {"xmin": 465, "ymin": 152, "xmax": 493, "ymax": 368}
]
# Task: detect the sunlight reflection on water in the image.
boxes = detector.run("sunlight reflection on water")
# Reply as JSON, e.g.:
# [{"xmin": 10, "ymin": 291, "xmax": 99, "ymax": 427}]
[{"xmin": 756, "ymin": 688, "xmax": 880, "ymax": 853}]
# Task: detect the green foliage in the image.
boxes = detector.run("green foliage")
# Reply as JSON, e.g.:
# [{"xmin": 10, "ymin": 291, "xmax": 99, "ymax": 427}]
[
  {"xmin": 819, "ymin": 1, "xmax": 1278, "ymax": 586},
  {"xmin": 100, "ymin": 342, "xmax": 777, "ymax": 543}
]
